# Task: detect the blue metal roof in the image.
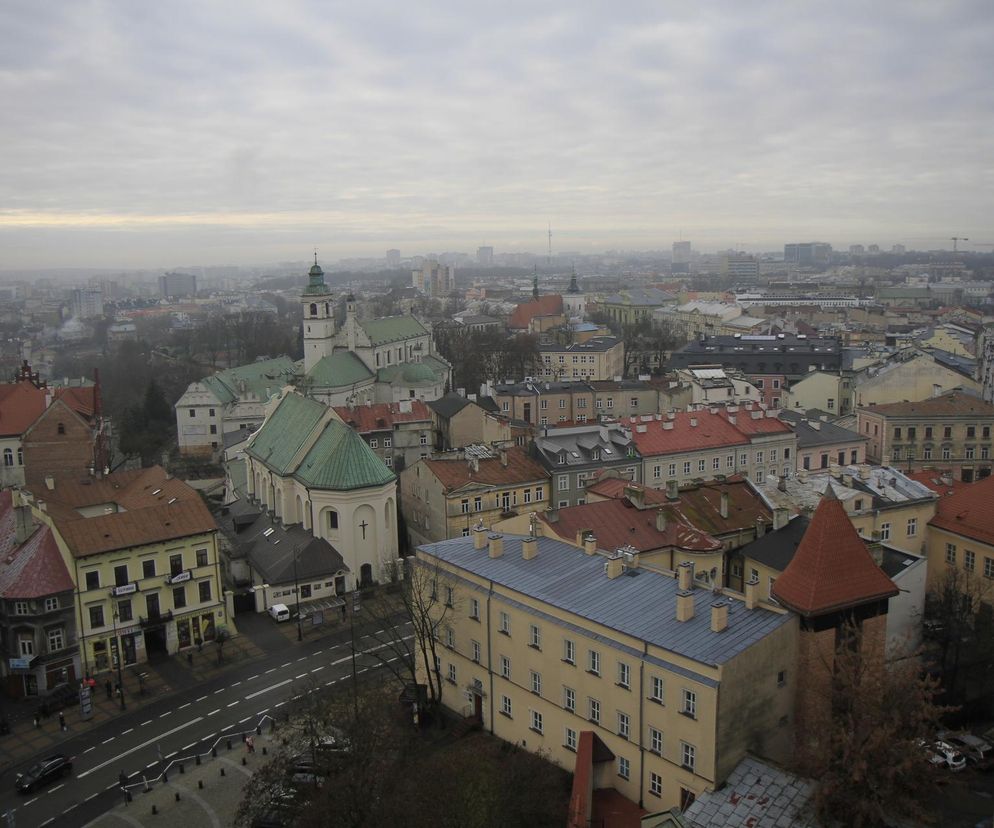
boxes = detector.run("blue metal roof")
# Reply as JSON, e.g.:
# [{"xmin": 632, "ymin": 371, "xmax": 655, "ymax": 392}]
[{"xmin": 418, "ymin": 534, "xmax": 793, "ymax": 668}]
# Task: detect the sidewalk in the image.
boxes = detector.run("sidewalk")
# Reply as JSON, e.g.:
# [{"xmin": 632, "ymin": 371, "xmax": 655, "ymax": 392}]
[{"xmin": 0, "ymin": 625, "xmax": 266, "ymax": 779}]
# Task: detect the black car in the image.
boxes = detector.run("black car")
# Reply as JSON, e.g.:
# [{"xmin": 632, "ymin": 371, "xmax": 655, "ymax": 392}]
[{"xmin": 16, "ymin": 754, "xmax": 73, "ymax": 794}]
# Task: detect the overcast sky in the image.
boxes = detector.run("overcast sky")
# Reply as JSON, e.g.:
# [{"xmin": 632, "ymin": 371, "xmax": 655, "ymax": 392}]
[{"xmin": 2, "ymin": 1, "xmax": 992, "ymax": 269}]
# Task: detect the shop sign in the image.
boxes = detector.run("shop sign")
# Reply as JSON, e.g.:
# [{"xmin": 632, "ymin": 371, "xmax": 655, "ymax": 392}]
[
  {"xmin": 8, "ymin": 657, "xmax": 33, "ymax": 670},
  {"xmin": 167, "ymin": 570, "xmax": 192, "ymax": 585},
  {"xmin": 111, "ymin": 582, "xmax": 137, "ymax": 596}
]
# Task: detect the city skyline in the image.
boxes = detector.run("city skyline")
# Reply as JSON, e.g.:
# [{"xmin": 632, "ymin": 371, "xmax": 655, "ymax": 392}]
[{"xmin": 2, "ymin": 1, "xmax": 992, "ymax": 268}]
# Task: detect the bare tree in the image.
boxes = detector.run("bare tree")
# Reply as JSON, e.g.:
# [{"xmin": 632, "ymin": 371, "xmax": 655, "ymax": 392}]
[{"xmin": 810, "ymin": 620, "xmax": 950, "ymax": 828}]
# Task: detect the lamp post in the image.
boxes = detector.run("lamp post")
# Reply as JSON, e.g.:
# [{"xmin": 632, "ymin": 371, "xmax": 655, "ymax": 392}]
[
  {"xmin": 292, "ymin": 546, "xmax": 303, "ymax": 642},
  {"xmin": 112, "ymin": 611, "xmax": 126, "ymax": 711}
]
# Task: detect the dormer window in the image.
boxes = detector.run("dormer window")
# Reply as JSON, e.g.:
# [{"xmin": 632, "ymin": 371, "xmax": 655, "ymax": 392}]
[
  {"xmin": 591, "ymin": 450, "xmax": 600, "ymax": 461},
  {"xmin": 558, "ymin": 453, "xmax": 567, "ymax": 465}
]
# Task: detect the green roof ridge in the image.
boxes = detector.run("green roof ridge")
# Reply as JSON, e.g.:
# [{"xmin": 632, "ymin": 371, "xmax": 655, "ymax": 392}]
[{"xmin": 295, "ymin": 420, "xmax": 396, "ymax": 490}]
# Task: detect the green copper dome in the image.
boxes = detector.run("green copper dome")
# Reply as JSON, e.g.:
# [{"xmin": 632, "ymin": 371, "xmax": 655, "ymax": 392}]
[{"xmin": 303, "ymin": 255, "xmax": 331, "ymax": 296}]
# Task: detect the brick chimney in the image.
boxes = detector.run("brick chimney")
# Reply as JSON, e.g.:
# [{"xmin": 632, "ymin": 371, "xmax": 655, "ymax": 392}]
[
  {"xmin": 745, "ymin": 576, "xmax": 760, "ymax": 609},
  {"xmin": 473, "ymin": 523, "xmax": 488, "ymax": 550},
  {"xmin": 676, "ymin": 589, "xmax": 694, "ymax": 622},
  {"xmin": 14, "ymin": 505, "xmax": 35, "ymax": 545},
  {"xmin": 756, "ymin": 518, "xmax": 767, "ymax": 537},
  {"xmin": 522, "ymin": 536, "xmax": 538, "ymax": 560},
  {"xmin": 499, "ymin": 449, "xmax": 508, "ymax": 468},
  {"xmin": 488, "ymin": 533, "xmax": 504, "ymax": 559},
  {"xmin": 711, "ymin": 600, "xmax": 729, "ymax": 632},
  {"xmin": 605, "ymin": 554, "xmax": 624, "ymax": 579},
  {"xmin": 678, "ymin": 560, "xmax": 694, "ymax": 590},
  {"xmin": 583, "ymin": 535, "xmax": 597, "ymax": 555},
  {"xmin": 773, "ymin": 507, "xmax": 791, "ymax": 531},
  {"xmin": 666, "ymin": 479, "xmax": 679, "ymax": 501},
  {"xmin": 655, "ymin": 509, "xmax": 667, "ymax": 531},
  {"xmin": 720, "ymin": 491, "xmax": 729, "ymax": 519}
]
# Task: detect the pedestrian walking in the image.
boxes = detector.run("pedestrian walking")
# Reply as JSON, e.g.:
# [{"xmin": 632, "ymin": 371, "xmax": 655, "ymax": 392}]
[
  {"xmin": 340, "ymin": 603, "xmax": 347, "ymax": 622},
  {"xmin": 58, "ymin": 711, "xmax": 66, "ymax": 732},
  {"xmin": 245, "ymin": 735, "xmax": 255, "ymax": 754},
  {"xmin": 119, "ymin": 771, "xmax": 127, "ymax": 789},
  {"xmin": 105, "ymin": 679, "xmax": 113, "ymax": 700}
]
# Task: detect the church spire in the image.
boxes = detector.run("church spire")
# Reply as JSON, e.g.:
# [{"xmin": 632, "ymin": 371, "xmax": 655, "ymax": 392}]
[
  {"xmin": 304, "ymin": 253, "xmax": 329, "ymax": 296},
  {"xmin": 568, "ymin": 263, "xmax": 579, "ymax": 294}
]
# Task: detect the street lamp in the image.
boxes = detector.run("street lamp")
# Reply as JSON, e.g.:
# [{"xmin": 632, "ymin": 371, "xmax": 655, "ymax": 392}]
[
  {"xmin": 111, "ymin": 611, "xmax": 126, "ymax": 711},
  {"xmin": 292, "ymin": 546, "xmax": 303, "ymax": 642}
]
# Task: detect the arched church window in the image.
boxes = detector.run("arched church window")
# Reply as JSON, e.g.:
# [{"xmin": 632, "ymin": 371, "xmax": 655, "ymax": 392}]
[
  {"xmin": 328, "ymin": 510, "xmax": 339, "ymax": 530},
  {"xmin": 310, "ymin": 303, "xmax": 318, "ymax": 317}
]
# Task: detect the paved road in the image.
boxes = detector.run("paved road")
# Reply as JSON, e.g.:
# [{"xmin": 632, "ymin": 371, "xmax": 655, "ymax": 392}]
[{"xmin": 0, "ymin": 619, "xmax": 413, "ymax": 828}]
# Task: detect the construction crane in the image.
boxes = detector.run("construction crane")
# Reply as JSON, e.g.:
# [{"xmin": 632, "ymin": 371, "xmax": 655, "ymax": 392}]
[{"xmin": 950, "ymin": 236, "xmax": 969, "ymax": 252}]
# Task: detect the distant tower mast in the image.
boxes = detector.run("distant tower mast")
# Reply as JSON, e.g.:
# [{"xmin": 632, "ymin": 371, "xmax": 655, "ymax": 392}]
[{"xmin": 547, "ymin": 222, "xmax": 552, "ymax": 266}]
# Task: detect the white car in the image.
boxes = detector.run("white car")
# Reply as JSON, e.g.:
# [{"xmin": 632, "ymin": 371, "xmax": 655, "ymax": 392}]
[
  {"xmin": 941, "ymin": 732, "xmax": 993, "ymax": 768},
  {"xmin": 931, "ymin": 740, "xmax": 968, "ymax": 772},
  {"xmin": 268, "ymin": 603, "xmax": 290, "ymax": 623}
]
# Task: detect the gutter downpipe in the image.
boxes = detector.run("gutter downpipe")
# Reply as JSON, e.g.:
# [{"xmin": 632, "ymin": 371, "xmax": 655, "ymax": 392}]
[
  {"xmin": 487, "ymin": 580, "xmax": 495, "ymax": 733},
  {"xmin": 639, "ymin": 640, "xmax": 647, "ymax": 807}
]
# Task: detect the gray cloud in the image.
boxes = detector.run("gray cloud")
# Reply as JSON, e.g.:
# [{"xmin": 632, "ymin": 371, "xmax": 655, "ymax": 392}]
[{"xmin": 1, "ymin": 0, "xmax": 992, "ymax": 267}]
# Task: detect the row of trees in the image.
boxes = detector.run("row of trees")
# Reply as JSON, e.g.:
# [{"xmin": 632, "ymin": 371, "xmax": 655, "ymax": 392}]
[{"xmin": 433, "ymin": 326, "xmax": 541, "ymax": 393}]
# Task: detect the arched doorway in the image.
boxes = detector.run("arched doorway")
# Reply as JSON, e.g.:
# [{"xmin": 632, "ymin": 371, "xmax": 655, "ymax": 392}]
[{"xmin": 360, "ymin": 563, "xmax": 373, "ymax": 588}]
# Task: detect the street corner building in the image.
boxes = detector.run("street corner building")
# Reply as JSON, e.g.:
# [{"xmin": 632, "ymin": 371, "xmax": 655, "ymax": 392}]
[{"xmin": 24, "ymin": 467, "xmax": 229, "ymax": 675}]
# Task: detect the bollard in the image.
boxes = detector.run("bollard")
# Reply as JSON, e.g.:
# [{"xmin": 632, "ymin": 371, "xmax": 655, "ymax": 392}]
[
  {"xmin": 152, "ymin": 805, "xmax": 158, "ymax": 815},
  {"xmin": 198, "ymin": 780, "xmax": 204, "ymax": 790},
  {"xmin": 163, "ymin": 770, "xmax": 168, "ymax": 783},
  {"xmin": 175, "ymin": 792, "xmax": 181, "ymax": 802},
  {"xmin": 220, "ymin": 767, "xmax": 225, "ymax": 777},
  {"xmin": 256, "ymin": 725, "xmax": 262, "ymax": 735},
  {"xmin": 262, "ymin": 746, "xmax": 267, "ymax": 756},
  {"xmin": 241, "ymin": 733, "xmax": 246, "ymax": 743},
  {"xmin": 196, "ymin": 754, "xmax": 202, "ymax": 766},
  {"xmin": 211, "ymin": 747, "xmax": 217, "ymax": 758},
  {"xmin": 242, "ymin": 757, "xmax": 247, "ymax": 766},
  {"xmin": 226, "ymin": 738, "xmax": 232, "ymax": 751},
  {"xmin": 179, "ymin": 763, "xmax": 184, "ymax": 774},
  {"xmin": 126, "ymin": 791, "xmax": 133, "ymax": 804}
]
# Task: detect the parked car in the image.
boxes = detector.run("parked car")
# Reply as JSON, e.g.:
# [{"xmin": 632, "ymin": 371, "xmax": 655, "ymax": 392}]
[
  {"xmin": 15, "ymin": 755, "xmax": 73, "ymax": 793},
  {"xmin": 942, "ymin": 732, "xmax": 994, "ymax": 768},
  {"xmin": 931, "ymin": 740, "xmax": 968, "ymax": 772},
  {"xmin": 268, "ymin": 604, "xmax": 290, "ymax": 623}
]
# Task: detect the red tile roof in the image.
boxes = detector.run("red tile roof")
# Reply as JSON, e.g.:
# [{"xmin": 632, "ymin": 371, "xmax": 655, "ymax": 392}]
[
  {"xmin": 717, "ymin": 408, "xmax": 794, "ymax": 436},
  {"xmin": 586, "ymin": 476, "xmax": 769, "ymax": 536},
  {"xmin": 543, "ymin": 498, "xmax": 720, "ymax": 553},
  {"xmin": 333, "ymin": 400, "xmax": 431, "ymax": 433},
  {"xmin": 423, "ymin": 448, "xmax": 549, "ymax": 492},
  {"xmin": 42, "ymin": 466, "xmax": 217, "ymax": 558},
  {"xmin": 621, "ymin": 411, "xmax": 749, "ymax": 457},
  {"xmin": 508, "ymin": 295, "xmax": 564, "ymax": 330},
  {"xmin": 928, "ymin": 474, "xmax": 994, "ymax": 548},
  {"xmin": 0, "ymin": 491, "xmax": 75, "ymax": 598},
  {"xmin": 906, "ymin": 470, "xmax": 969, "ymax": 498},
  {"xmin": 0, "ymin": 381, "xmax": 98, "ymax": 437},
  {"xmin": 772, "ymin": 490, "xmax": 898, "ymax": 616},
  {"xmin": 859, "ymin": 391, "xmax": 994, "ymax": 418}
]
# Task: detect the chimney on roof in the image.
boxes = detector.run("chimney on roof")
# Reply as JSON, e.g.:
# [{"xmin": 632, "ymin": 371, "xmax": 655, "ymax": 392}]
[
  {"xmin": 469, "ymin": 456, "xmax": 479, "ymax": 473},
  {"xmin": 662, "ymin": 421, "xmax": 674, "ymax": 430},
  {"xmin": 751, "ymin": 410, "xmax": 763, "ymax": 419},
  {"xmin": 583, "ymin": 535, "xmax": 597, "ymax": 555},
  {"xmin": 690, "ymin": 417, "xmax": 698, "ymax": 427},
  {"xmin": 720, "ymin": 491, "xmax": 729, "ymax": 519},
  {"xmin": 809, "ymin": 420, "xmax": 821, "ymax": 430},
  {"xmin": 777, "ymin": 476, "xmax": 787, "ymax": 492},
  {"xmin": 522, "ymin": 536, "xmax": 538, "ymax": 560},
  {"xmin": 745, "ymin": 576, "xmax": 760, "ymax": 610},
  {"xmin": 499, "ymin": 449, "xmax": 508, "ymax": 468},
  {"xmin": 829, "ymin": 464, "xmax": 841, "ymax": 479},
  {"xmin": 711, "ymin": 600, "xmax": 729, "ymax": 633},
  {"xmin": 867, "ymin": 538, "xmax": 884, "ymax": 566},
  {"xmin": 605, "ymin": 554, "xmax": 624, "ymax": 579},
  {"xmin": 44, "ymin": 476, "xmax": 55, "ymax": 491},
  {"xmin": 624, "ymin": 485, "xmax": 644, "ymax": 509},
  {"xmin": 858, "ymin": 463, "xmax": 871, "ymax": 481},
  {"xmin": 797, "ymin": 468, "xmax": 808, "ymax": 483},
  {"xmin": 14, "ymin": 504, "xmax": 35, "ymax": 545},
  {"xmin": 676, "ymin": 589, "xmax": 695, "ymax": 622},
  {"xmin": 473, "ymin": 522, "xmax": 488, "ymax": 550},
  {"xmin": 773, "ymin": 507, "xmax": 791, "ymax": 531},
  {"xmin": 488, "ymin": 533, "xmax": 504, "ymax": 559},
  {"xmin": 666, "ymin": 479, "xmax": 679, "ymax": 501},
  {"xmin": 678, "ymin": 560, "xmax": 695, "ymax": 590},
  {"xmin": 655, "ymin": 509, "xmax": 667, "ymax": 531},
  {"xmin": 728, "ymin": 415, "xmax": 737, "ymax": 425},
  {"xmin": 842, "ymin": 472, "xmax": 853, "ymax": 487},
  {"xmin": 756, "ymin": 518, "xmax": 767, "ymax": 537}
]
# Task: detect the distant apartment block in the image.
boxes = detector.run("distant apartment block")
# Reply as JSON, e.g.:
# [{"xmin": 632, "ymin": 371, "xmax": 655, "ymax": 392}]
[
  {"xmin": 158, "ymin": 272, "xmax": 197, "ymax": 299},
  {"xmin": 783, "ymin": 242, "xmax": 831, "ymax": 267},
  {"xmin": 412, "ymin": 260, "xmax": 454, "ymax": 297}
]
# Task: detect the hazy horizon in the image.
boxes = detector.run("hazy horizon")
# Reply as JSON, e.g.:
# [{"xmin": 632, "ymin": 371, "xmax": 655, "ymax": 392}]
[{"xmin": 2, "ymin": 1, "xmax": 992, "ymax": 269}]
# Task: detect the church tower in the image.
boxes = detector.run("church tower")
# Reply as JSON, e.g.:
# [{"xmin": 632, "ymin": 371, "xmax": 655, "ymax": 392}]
[{"xmin": 302, "ymin": 255, "xmax": 335, "ymax": 374}]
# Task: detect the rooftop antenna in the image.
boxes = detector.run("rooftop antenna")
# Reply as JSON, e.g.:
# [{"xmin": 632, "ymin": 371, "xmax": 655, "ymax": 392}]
[
  {"xmin": 547, "ymin": 222, "xmax": 552, "ymax": 266},
  {"xmin": 314, "ymin": 248, "xmax": 318, "ymax": 265},
  {"xmin": 950, "ymin": 236, "xmax": 968, "ymax": 253}
]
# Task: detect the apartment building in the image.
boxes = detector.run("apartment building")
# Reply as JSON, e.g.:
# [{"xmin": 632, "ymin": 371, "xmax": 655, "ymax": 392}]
[
  {"xmin": 400, "ymin": 448, "xmax": 550, "ymax": 545},
  {"xmin": 490, "ymin": 379, "xmax": 663, "ymax": 428},
  {"xmin": 332, "ymin": 399, "xmax": 433, "ymax": 472},
  {"xmin": 586, "ymin": 288, "xmax": 678, "ymax": 327},
  {"xmin": 588, "ymin": 380, "xmax": 665, "ymax": 419},
  {"xmin": 531, "ymin": 423, "xmax": 640, "ymax": 508},
  {"xmin": 35, "ymin": 467, "xmax": 227, "ymax": 674},
  {"xmin": 0, "ymin": 491, "xmax": 80, "ymax": 699},
  {"xmin": 925, "ymin": 474, "xmax": 994, "ymax": 594},
  {"xmin": 624, "ymin": 405, "xmax": 797, "ymax": 489},
  {"xmin": 537, "ymin": 337, "xmax": 624, "ymax": 382},
  {"xmin": 427, "ymin": 393, "xmax": 510, "ymax": 450},
  {"xmin": 777, "ymin": 410, "xmax": 867, "ymax": 472},
  {"xmin": 415, "ymin": 529, "xmax": 796, "ymax": 813},
  {"xmin": 857, "ymin": 391, "xmax": 994, "ymax": 481}
]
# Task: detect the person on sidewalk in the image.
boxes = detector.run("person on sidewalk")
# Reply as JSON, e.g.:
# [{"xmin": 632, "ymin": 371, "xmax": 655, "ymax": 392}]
[
  {"xmin": 119, "ymin": 771, "xmax": 127, "ymax": 789},
  {"xmin": 58, "ymin": 712, "xmax": 67, "ymax": 732},
  {"xmin": 105, "ymin": 679, "xmax": 113, "ymax": 700},
  {"xmin": 245, "ymin": 735, "xmax": 255, "ymax": 754}
]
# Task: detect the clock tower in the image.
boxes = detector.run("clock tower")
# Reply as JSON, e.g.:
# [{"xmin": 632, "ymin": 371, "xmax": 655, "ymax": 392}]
[{"xmin": 301, "ymin": 255, "xmax": 335, "ymax": 374}]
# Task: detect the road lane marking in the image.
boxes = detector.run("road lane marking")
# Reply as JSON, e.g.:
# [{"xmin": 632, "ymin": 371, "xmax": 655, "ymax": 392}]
[
  {"xmin": 102, "ymin": 737, "xmax": 115, "ymax": 744},
  {"xmin": 313, "ymin": 650, "xmax": 323, "ymax": 655},
  {"xmin": 83, "ymin": 746, "xmax": 96, "ymax": 754},
  {"xmin": 239, "ymin": 716, "xmax": 251, "ymax": 723},
  {"xmin": 213, "ymin": 689, "xmax": 225, "ymax": 695},
  {"xmin": 244, "ymin": 678, "xmax": 291, "ymax": 700},
  {"xmin": 208, "ymin": 709, "xmax": 220, "ymax": 716},
  {"xmin": 122, "ymin": 728, "xmax": 133, "ymax": 735},
  {"xmin": 85, "ymin": 792, "xmax": 99, "ymax": 801},
  {"xmin": 274, "ymin": 701, "xmax": 285, "ymax": 708},
  {"xmin": 310, "ymin": 666, "xmax": 325, "ymax": 673},
  {"xmin": 280, "ymin": 662, "xmax": 291, "ymax": 668},
  {"xmin": 196, "ymin": 695, "xmax": 208, "ymax": 702},
  {"xmin": 183, "ymin": 742, "xmax": 196, "ymax": 750},
  {"xmin": 256, "ymin": 708, "xmax": 269, "ymax": 716},
  {"xmin": 24, "ymin": 797, "xmax": 37, "ymax": 806},
  {"xmin": 141, "ymin": 720, "xmax": 153, "ymax": 726},
  {"xmin": 296, "ymin": 657, "xmax": 306, "ymax": 662},
  {"xmin": 146, "ymin": 762, "xmax": 157, "ymax": 768},
  {"xmin": 178, "ymin": 702, "xmax": 191, "ymax": 709},
  {"xmin": 49, "ymin": 784, "xmax": 64, "ymax": 793},
  {"xmin": 77, "ymin": 716, "xmax": 204, "ymax": 778},
  {"xmin": 295, "ymin": 673, "xmax": 306, "ymax": 679},
  {"xmin": 265, "ymin": 668, "xmax": 275, "ymax": 674},
  {"xmin": 166, "ymin": 752, "xmax": 176, "ymax": 759},
  {"xmin": 159, "ymin": 712, "xmax": 171, "ymax": 718},
  {"xmin": 230, "ymin": 681, "xmax": 241, "ymax": 687},
  {"xmin": 220, "ymin": 724, "xmax": 234, "ymax": 731},
  {"xmin": 227, "ymin": 701, "xmax": 239, "ymax": 707},
  {"xmin": 39, "ymin": 819, "xmax": 54, "ymax": 827}
]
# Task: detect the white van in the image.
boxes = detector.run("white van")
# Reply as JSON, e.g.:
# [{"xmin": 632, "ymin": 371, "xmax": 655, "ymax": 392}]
[{"xmin": 268, "ymin": 603, "xmax": 290, "ymax": 623}]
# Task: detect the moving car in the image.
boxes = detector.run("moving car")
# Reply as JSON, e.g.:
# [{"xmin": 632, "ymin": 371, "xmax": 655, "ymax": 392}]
[{"xmin": 16, "ymin": 755, "xmax": 73, "ymax": 793}]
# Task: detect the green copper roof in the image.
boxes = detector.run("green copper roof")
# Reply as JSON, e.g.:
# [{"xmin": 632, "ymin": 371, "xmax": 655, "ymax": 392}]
[
  {"xmin": 359, "ymin": 315, "xmax": 428, "ymax": 346},
  {"xmin": 295, "ymin": 420, "xmax": 396, "ymax": 490},
  {"xmin": 306, "ymin": 351, "xmax": 374, "ymax": 389},
  {"xmin": 376, "ymin": 360, "xmax": 441, "ymax": 385},
  {"xmin": 302, "ymin": 258, "xmax": 331, "ymax": 296},
  {"xmin": 203, "ymin": 356, "xmax": 299, "ymax": 405},
  {"xmin": 245, "ymin": 392, "xmax": 327, "ymax": 474}
]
